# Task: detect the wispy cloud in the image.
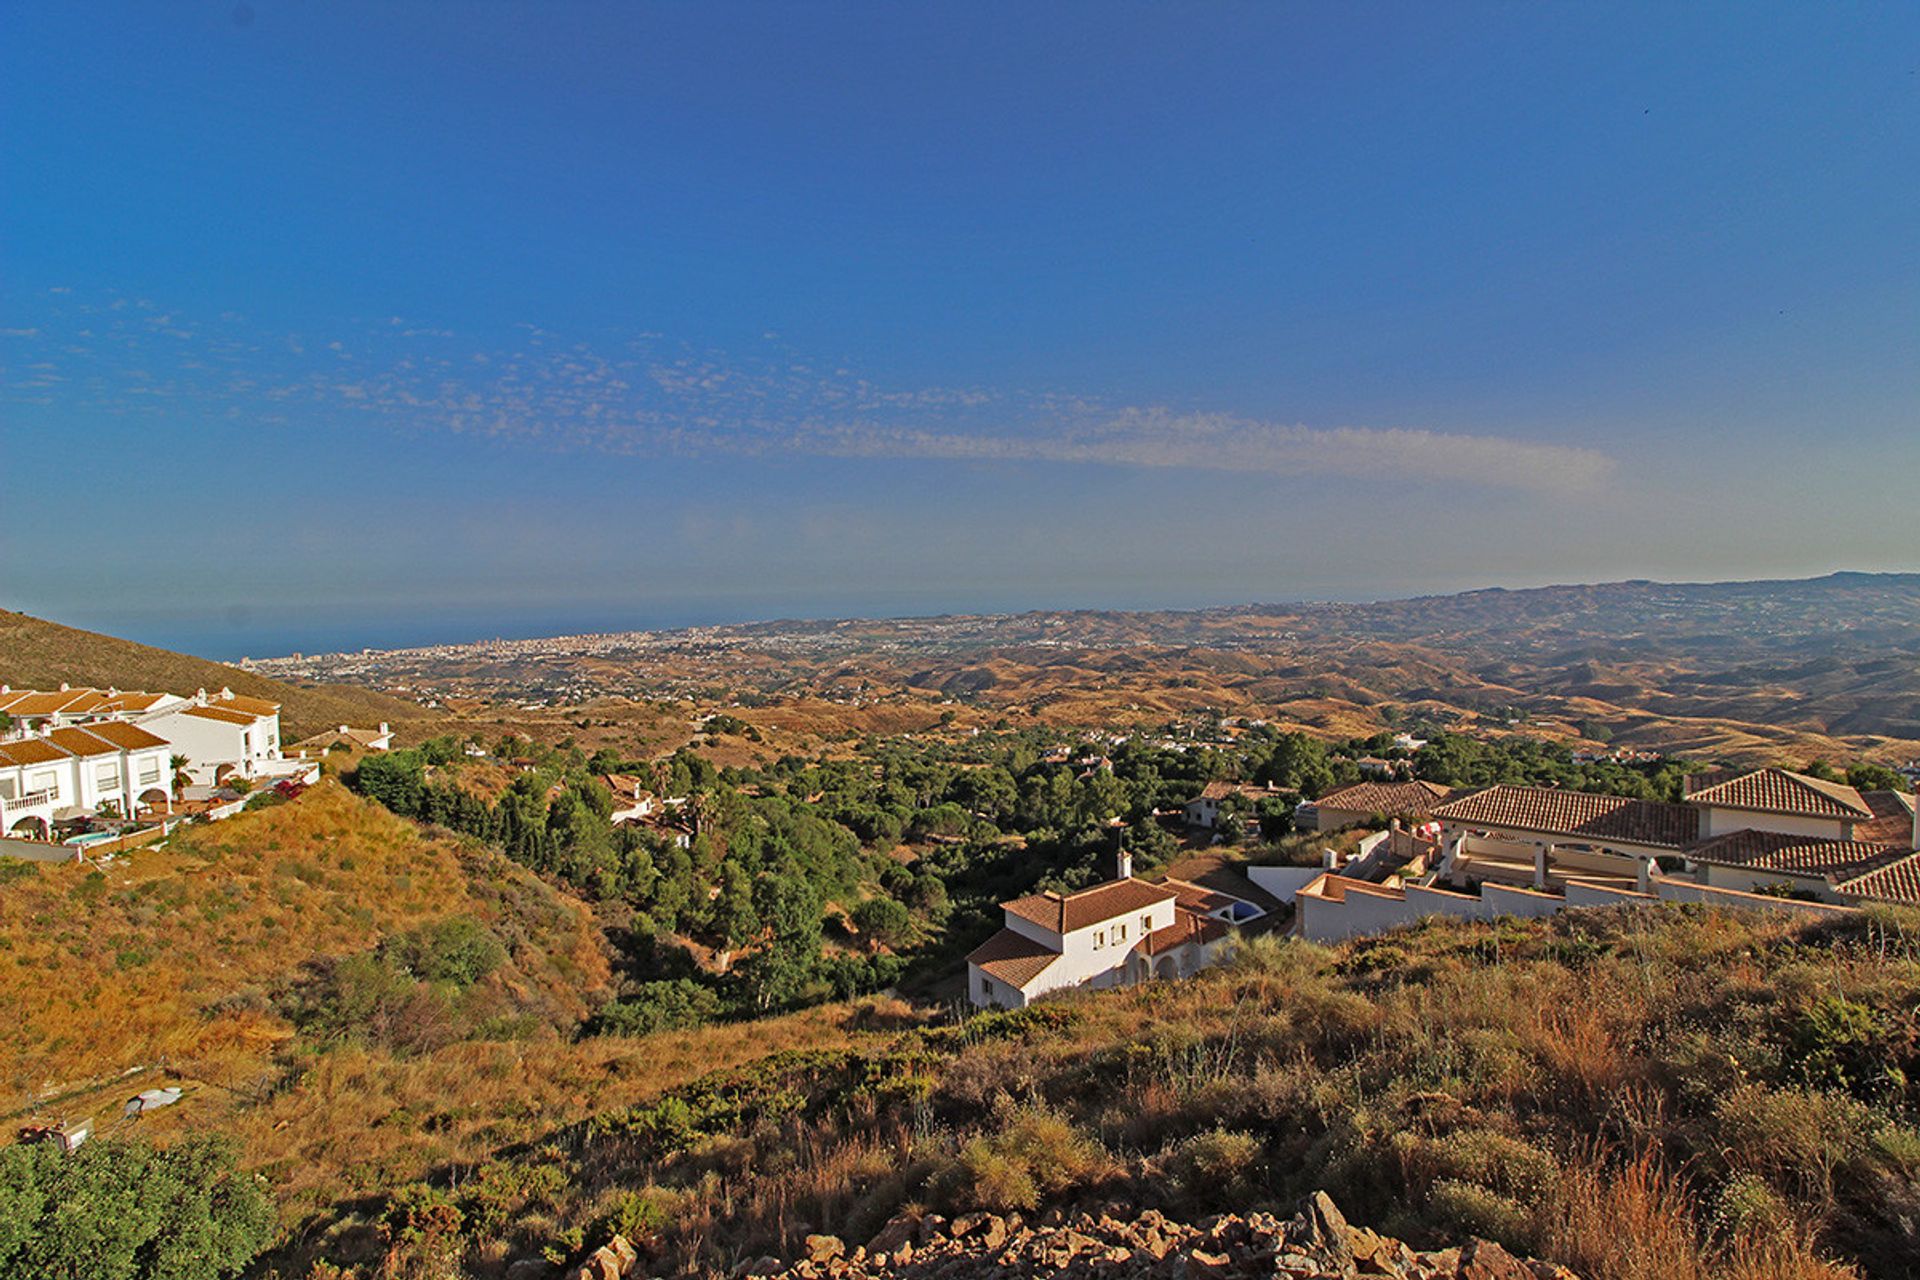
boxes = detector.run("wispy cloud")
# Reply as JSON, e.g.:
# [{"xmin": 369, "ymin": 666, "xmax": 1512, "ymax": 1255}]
[{"xmin": 2, "ymin": 293, "xmax": 1613, "ymax": 494}]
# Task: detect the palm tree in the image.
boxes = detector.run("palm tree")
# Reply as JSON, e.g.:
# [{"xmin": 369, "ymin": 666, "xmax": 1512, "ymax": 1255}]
[{"xmin": 171, "ymin": 754, "xmax": 191, "ymax": 792}]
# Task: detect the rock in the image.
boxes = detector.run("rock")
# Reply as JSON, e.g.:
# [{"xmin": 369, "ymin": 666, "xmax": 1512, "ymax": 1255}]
[
  {"xmin": 1527, "ymin": 1263, "xmax": 1581, "ymax": 1280},
  {"xmin": 730, "ymin": 1257, "xmax": 783, "ymax": 1280},
  {"xmin": 505, "ymin": 1261, "xmax": 556, "ymax": 1280},
  {"xmin": 805, "ymin": 1235, "xmax": 844, "ymax": 1263},
  {"xmin": 917, "ymin": 1214, "xmax": 948, "ymax": 1244},
  {"xmin": 1459, "ymin": 1239, "xmax": 1534, "ymax": 1280},
  {"xmin": 867, "ymin": 1214, "xmax": 919, "ymax": 1259},
  {"xmin": 1292, "ymin": 1190, "xmax": 1357, "ymax": 1276}
]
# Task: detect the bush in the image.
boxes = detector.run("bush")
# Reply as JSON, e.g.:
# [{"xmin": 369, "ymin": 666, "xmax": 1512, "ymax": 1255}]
[
  {"xmin": 944, "ymin": 1106, "xmax": 1107, "ymax": 1212},
  {"xmin": 1172, "ymin": 1128, "xmax": 1261, "ymax": 1202},
  {"xmin": 590, "ymin": 979, "xmax": 724, "ymax": 1037},
  {"xmin": 0, "ymin": 1134, "xmax": 272, "ymax": 1280},
  {"xmin": 384, "ymin": 916, "xmax": 506, "ymax": 987}
]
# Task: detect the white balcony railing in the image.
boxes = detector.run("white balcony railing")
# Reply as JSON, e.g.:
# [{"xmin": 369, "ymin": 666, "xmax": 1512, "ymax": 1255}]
[{"xmin": 1, "ymin": 788, "xmax": 59, "ymax": 818}]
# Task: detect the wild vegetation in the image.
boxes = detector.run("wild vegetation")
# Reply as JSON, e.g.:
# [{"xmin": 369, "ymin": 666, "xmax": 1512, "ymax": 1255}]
[{"xmin": 315, "ymin": 904, "xmax": 1919, "ymax": 1280}]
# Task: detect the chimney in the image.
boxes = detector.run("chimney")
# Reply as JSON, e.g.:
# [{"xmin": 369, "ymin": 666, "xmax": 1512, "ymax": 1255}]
[
  {"xmin": 59, "ymin": 682, "xmax": 69, "ymax": 692},
  {"xmin": 378, "ymin": 722, "xmax": 389, "ymax": 735},
  {"xmin": 1116, "ymin": 847, "xmax": 1133, "ymax": 881},
  {"xmin": 339, "ymin": 726, "xmax": 349, "ymax": 736}
]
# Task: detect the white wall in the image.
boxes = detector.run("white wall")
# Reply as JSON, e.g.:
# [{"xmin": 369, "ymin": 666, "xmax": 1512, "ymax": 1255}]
[
  {"xmin": 1698, "ymin": 806, "xmax": 1848, "ymax": 841},
  {"xmin": 1021, "ymin": 896, "xmax": 1177, "ymax": 1001},
  {"xmin": 1700, "ymin": 863, "xmax": 1844, "ymax": 903},
  {"xmin": 1246, "ymin": 865, "xmax": 1324, "ymax": 903}
]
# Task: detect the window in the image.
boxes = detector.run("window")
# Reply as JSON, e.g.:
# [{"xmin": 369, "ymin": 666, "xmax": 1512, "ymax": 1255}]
[
  {"xmin": 980, "ymin": 976, "xmax": 991, "ymax": 998},
  {"xmin": 1117, "ymin": 924, "xmax": 1127, "ymax": 942},
  {"xmin": 95, "ymin": 762, "xmax": 120, "ymax": 790},
  {"xmin": 1141, "ymin": 914, "xmax": 1153, "ymax": 934},
  {"xmin": 139, "ymin": 761, "xmax": 161, "ymax": 784},
  {"xmin": 1093, "ymin": 930, "xmax": 1105, "ymax": 949}
]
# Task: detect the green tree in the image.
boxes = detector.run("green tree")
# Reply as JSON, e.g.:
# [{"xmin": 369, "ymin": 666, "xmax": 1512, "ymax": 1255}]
[
  {"xmin": 850, "ymin": 896, "xmax": 913, "ymax": 950},
  {"xmin": 0, "ymin": 1135, "xmax": 272, "ymax": 1280},
  {"xmin": 736, "ymin": 874, "xmax": 823, "ymax": 1012}
]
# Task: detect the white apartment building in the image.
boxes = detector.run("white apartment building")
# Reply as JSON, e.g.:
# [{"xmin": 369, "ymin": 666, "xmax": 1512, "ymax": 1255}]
[
  {"xmin": 0, "ymin": 722, "xmax": 174, "ymax": 838},
  {"xmin": 137, "ymin": 690, "xmax": 284, "ymax": 785}
]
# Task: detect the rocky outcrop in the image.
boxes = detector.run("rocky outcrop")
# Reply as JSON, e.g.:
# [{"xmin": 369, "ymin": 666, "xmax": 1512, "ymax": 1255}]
[{"xmin": 723, "ymin": 1193, "xmax": 1577, "ymax": 1280}]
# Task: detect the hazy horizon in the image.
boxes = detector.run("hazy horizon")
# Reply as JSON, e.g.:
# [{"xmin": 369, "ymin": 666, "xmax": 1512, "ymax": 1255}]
[
  {"xmin": 15, "ymin": 565, "xmax": 1915, "ymax": 665},
  {"xmin": 6, "ymin": 4, "xmax": 1918, "ymax": 657}
]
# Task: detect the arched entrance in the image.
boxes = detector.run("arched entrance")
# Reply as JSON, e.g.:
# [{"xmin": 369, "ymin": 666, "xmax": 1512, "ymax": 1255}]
[
  {"xmin": 8, "ymin": 816, "xmax": 49, "ymax": 842},
  {"xmin": 214, "ymin": 763, "xmax": 242, "ymax": 785},
  {"xmin": 1154, "ymin": 954, "xmax": 1181, "ymax": 981},
  {"xmin": 137, "ymin": 787, "xmax": 171, "ymax": 814}
]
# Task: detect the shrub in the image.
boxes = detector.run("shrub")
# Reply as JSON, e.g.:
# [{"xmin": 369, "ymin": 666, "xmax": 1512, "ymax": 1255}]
[
  {"xmin": 0, "ymin": 1134, "xmax": 271, "ymax": 1280},
  {"xmin": 1172, "ymin": 1128, "xmax": 1261, "ymax": 1202},
  {"xmin": 944, "ymin": 1106, "xmax": 1107, "ymax": 1212},
  {"xmin": 384, "ymin": 916, "xmax": 506, "ymax": 987},
  {"xmin": 590, "ymin": 979, "xmax": 724, "ymax": 1037}
]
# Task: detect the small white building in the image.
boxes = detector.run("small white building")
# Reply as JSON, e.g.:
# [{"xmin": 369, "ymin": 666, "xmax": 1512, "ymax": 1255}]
[{"xmin": 293, "ymin": 723, "xmax": 393, "ymax": 755}]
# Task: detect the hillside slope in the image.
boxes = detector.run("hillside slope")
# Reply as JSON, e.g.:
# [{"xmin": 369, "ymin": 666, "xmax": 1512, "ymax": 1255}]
[
  {"xmin": 0, "ymin": 780, "xmax": 614, "ymax": 1098},
  {"xmin": 0, "ymin": 608, "xmax": 430, "ymax": 739}
]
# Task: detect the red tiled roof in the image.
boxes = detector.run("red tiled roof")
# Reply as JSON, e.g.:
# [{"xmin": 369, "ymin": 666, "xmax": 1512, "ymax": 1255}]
[
  {"xmin": 966, "ymin": 928, "xmax": 1060, "ymax": 989},
  {"xmin": 0, "ymin": 739, "xmax": 70, "ymax": 766},
  {"xmin": 1855, "ymin": 790, "xmax": 1916, "ymax": 845},
  {"xmin": 1433, "ymin": 784, "xmax": 1698, "ymax": 849},
  {"xmin": 1837, "ymin": 851, "xmax": 1920, "ymax": 906},
  {"xmin": 44, "ymin": 726, "xmax": 122, "ymax": 759},
  {"xmin": 1314, "ymin": 779, "xmax": 1453, "ymax": 818},
  {"xmin": 1140, "ymin": 908, "xmax": 1229, "ymax": 956},
  {"xmin": 215, "ymin": 693, "xmax": 281, "ymax": 717},
  {"xmin": 181, "ymin": 705, "xmax": 259, "ymax": 726},
  {"xmin": 1001, "ymin": 877, "xmax": 1178, "ymax": 934},
  {"xmin": 1688, "ymin": 829, "xmax": 1910, "ymax": 880},
  {"xmin": 1685, "ymin": 768, "xmax": 1872, "ymax": 821},
  {"xmin": 74, "ymin": 721, "xmax": 169, "ymax": 751}
]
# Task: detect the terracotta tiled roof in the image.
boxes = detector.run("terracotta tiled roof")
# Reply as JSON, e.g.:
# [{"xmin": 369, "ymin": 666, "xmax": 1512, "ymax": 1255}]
[
  {"xmin": 966, "ymin": 928, "xmax": 1060, "ymax": 989},
  {"xmin": 0, "ymin": 691, "xmax": 90, "ymax": 717},
  {"xmin": 215, "ymin": 693, "xmax": 281, "ymax": 717},
  {"xmin": 1160, "ymin": 878, "xmax": 1243, "ymax": 915},
  {"xmin": 1855, "ymin": 790, "xmax": 1916, "ymax": 845},
  {"xmin": 1314, "ymin": 779, "xmax": 1453, "ymax": 818},
  {"xmin": 1688, "ymin": 829, "xmax": 1910, "ymax": 880},
  {"xmin": 0, "ymin": 739, "xmax": 70, "ymax": 766},
  {"xmin": 75, "ymin": 721, "xmax": 169, "ymax": 751},
  {"xmin": 1685, "ymin": 768, "xmax": 1872, "ymax": 821},
  {"xmin": 1837, "ymin": 852, "xmax": 1920, "ymax": 906},
  {"xmin": 44, "ymin": 726, "xmax": 123, "ymax": 758},
  {"xmin": 1001, "ymin": 877, "xmax": 1178, "ymax": 934},
  {"xmin": 182, "ymin": 705, "xmax": 259, "ymax": 726},
  {"xmin": 1433, "ymin": 784, "xmax": 1698, "ymax": 849},
  {"xmin": 1140, "ymin": 908, "xmax": 1229, "ymax": 956}
]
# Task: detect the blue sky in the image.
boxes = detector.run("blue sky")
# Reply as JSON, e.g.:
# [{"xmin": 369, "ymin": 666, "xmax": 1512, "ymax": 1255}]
[{"xmin": 4, "ymin": 2, "xmax": 1917, "ymax": 658}]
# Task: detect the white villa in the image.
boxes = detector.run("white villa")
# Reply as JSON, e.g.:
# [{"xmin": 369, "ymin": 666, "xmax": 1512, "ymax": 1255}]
[
  {"xmin": 1183, "ymin": 780, "xmax": 1289, "ymax": 830},
  {"xmin": 137, "ymin": 690, "xmax": 286, "ymax": 785},
  {"xmin": 1, "ymin": 685, "xmax": 306, "ymax": 836},
  {"xmin": 1295, "ymin": 765, "xmax": 1920, "ymax": 941},
  {"xmin": 292, "ymin": 723, "xmax": 394, "ymax": 754},
  {"xmin": 600, "ymin": 773, "xmax": 660, "ymax": 825},
  {"xmin": 966, "ymin": 852, "xmax": 1261, "ymax": 1008},
  {"xmin": 0, "ymin": 721, "xmax": 174, "ymax": 839}
]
